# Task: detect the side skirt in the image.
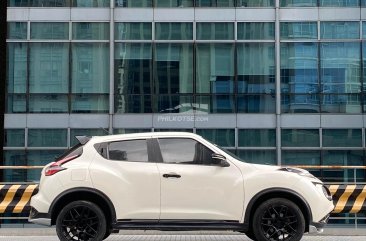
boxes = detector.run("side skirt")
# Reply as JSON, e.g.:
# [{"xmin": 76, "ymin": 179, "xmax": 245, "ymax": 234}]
[{"xmin": 113, "ymin": 219, "xmax": 248, "ymax": 232}]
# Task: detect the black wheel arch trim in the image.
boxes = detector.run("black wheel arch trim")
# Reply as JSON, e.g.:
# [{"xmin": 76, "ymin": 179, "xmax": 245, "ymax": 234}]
[
  {"xmin": 49, "ymin": 187, "xmax": 117, "ymax": 225},
  {"xmin": 243, "ymin": 187, "xmax": 312, "ymax": 231}
]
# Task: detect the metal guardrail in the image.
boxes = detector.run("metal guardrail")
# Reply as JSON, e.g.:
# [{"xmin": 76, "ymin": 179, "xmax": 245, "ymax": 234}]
[{"xmin": 0, "ymin": 165, "xmax": 365, "ymax": 227}]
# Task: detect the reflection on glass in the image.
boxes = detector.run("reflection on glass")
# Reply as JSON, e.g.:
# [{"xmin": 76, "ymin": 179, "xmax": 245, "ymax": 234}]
[
  {"xmin": 280, "ymin": 22, "xmax": 317, "ymax": 39},
  {"xmin": 115, "ymin": 95, "xmax": 152, "ymax": 113},
  {"xmin": 115, "ymin": 0, "xmax": 152, "ymax": 7},
  {"xmin": 115, "ymin": 22, "xmax": 152, "ymax": 40},
  {"xmin": 71, "ymin": 94, "xmax": 109, "ymax": 113},
  {"xmin": 197, "ymin": 23, "xmax": 234, "ymax": 40},
  {"xmin": 7, "ymin": 22, "xmax": 27, "ymax": 39},
  {"xmin": 6, "ymin": 94, "xmax": 26, "ymax": 113},
  {"xmin": 281, "ymin": 129, "xmax": 319, "ymax": 147},
  {"xmin": 196, "ymin": 129, "xmax": 235, "ymax": 147},
  {"xmin": 321, "ymin": 94, "xmax": 361, "ymax": 113},
  {"xmin": 282, "ymin": 151, "xmax": 320, "ymax": 165},
  {"xmin": 237, "ymin": 94, "xmax": 276, "ymax": 113},
  {"xmin": 108, "ymin": 140, "xmax": 148, "ymax": 162},
  {"xmin": 195, "ymin": 0, "xmax": 234, "ymax": 7},
  {"xmin": 238, "ymin": 129, "xmax": 276, "ymax": 147},
  {"xmin": 155, "ymin": 23, "xmax": 193, "ymax": 40},
  {"xmin": 196, "ymin": 95, "xmax": 235, "ymax": 113},
  {"xmin": 72, "ymin": 43, "xmax": 109, "ymax": 94},
  {"xmin": 154, "ymin": 44, "xmax": 193, "ymax": 94},
  {"xmin": 4, "ymin": 129, "xmax": 25, "ymax": 147},
  {"xmin": 281, "ymin": 94, "xmax": 320, "ymax": 113},
  {"xmin": 154, "ymin": 0, "xmax": 194, "ymax": 7},
  {"xmin": 280, "ymin": 0, "xmax": 317, "ymax": 7},
  {"xmin": 31, "ymin": 22, "xmax": 68, "ymax": 39},
  {"xmin": 320, "ymin": 22, "xmax": 359, "ymax": 39},
  {"xmin": 72, "ymin": 0, "xmax": 110, "ymax": 7},
  {"xmin": 237, "ymin": 22, "xmax": 274, "ymax": 40},
  {"xmin": 30, "ymin": 0, "xmax": 71, "ymax": 7},
  {"xmin": 320, "ymin": 0, "xmax": 359, "ymax": 7},
  {"xmin": 156, "ymin": 95, "xmax": 193, "ymax": 113},
  {"xmin": 72, "ymin": 22, "xmax": 109, "ymax": 40},
  {"xmin": 237, "ymin": 43, "xmax": 275, "ymax": 94},
  {"xmin": 7, "ymin": 43, "xmax": 28, "ymax": 93},
  {"xmin": 237, "ymin": 150, "xmax": 276, "ymax": 165},
  {"xmin": 28, "ymin": 129, "xmax": 67, "ymax": 147},
  {"xmin": 29, "ymin": 94, "xmax": 68, "ymax": 113},
  {"xmin": 236, "ymin": 0, "xmax": 274, "ymax": 7},
  {"xmin": 29, "ymin": 43, "xmax": 69, "ymax": 93},
  {"xmin": 323, "ymin": 129, "xmax": 362, "ymax": 147},
  {"xmin": 196, "ymin": 44, "xmax": 234, "ymax": 93}
]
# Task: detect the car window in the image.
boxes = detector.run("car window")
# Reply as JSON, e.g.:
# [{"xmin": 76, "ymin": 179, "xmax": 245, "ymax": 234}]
[
  {"xmin": 108, "ymin": 139, "xmax": 148, "ymax": 162},
  {"xmin": 158, "ymin": 138, "xmax": 214, "ymax": 165}
]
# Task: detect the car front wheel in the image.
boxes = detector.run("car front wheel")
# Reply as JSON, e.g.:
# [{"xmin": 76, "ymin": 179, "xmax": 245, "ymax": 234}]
[
  {"xmin": 252, "ymin": 198, "xmax": 305, "ymax": 241},
  {"xmin": 56, "ymin": 200, "xmax": 107, "ymax": 241}
]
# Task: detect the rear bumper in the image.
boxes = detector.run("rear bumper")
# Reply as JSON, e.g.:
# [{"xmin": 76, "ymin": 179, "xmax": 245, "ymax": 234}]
[{"xmin": 28, "ymin": 207, "xmax": 51, "ymax": 226}]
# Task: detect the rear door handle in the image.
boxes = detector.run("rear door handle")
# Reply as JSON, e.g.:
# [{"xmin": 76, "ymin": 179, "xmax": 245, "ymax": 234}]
[{"xmin": 163, "ymin": 173, "xmax": 181, "ymax": 178}]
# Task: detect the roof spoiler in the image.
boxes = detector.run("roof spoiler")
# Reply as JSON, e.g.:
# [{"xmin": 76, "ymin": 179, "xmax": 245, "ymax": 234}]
[{"xmin": 75, "ymin": 136, "xmax": 91, "ymax": 145}]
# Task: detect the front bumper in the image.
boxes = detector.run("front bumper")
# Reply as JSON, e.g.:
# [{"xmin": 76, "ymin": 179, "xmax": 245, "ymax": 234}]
[
  {"xmin": 28, "ymin": 207, "xmax": 52, "ymax": 226},
  {"xmin": 308, "ymin": 214, "xmax": 330, "ymax": 233}
]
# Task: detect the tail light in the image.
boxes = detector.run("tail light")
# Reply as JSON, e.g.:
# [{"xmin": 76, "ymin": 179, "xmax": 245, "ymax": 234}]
[{"xmin": 45, "ymin": 155, "xmax": 79, "ymax": 176}]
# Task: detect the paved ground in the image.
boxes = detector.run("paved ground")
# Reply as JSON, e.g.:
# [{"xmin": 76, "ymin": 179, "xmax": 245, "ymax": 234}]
[{"xmin": 0, "ymin": 234, "xmax": 365, "ymax": 241}]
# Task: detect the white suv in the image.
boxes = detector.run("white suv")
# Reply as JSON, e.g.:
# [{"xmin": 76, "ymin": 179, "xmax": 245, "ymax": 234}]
[{"xmin": 29, "ymin": 132, "xmax": 334, "ymax": 241}]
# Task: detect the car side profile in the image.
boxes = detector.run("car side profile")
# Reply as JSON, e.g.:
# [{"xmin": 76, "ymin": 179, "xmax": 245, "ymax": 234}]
[{"xmin": 29, "ymin": 132, "xmax": 334, "ymax": 241}]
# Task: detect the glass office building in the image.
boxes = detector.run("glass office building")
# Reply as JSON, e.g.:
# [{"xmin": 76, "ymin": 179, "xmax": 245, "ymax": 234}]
[{"xmin": 3, "ymin": 0, "xmax": 366, "ymax": 224}]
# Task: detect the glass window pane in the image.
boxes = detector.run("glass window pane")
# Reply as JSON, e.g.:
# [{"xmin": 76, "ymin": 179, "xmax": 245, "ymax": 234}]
[
  {"xmin": 8, "ymin": 0, "xmax": 29, "ymax": 7},
  {"xmin": 281, "ymin": 129, "xmax": 319, "ymax": 147},
  {"xmin": 115, "ymin": 22, "xmax": 152, "ymax": 40},
  {"xmin": 154, "ymin": 0, "xmax": 194, "ymax": 7},
  {"xmin": 281, "ymin": 94, "xmax": 320, "ymax": 113},
  {"xmin": 7, "ymin": 22, "xmax": 27, "ymax": 39},
  {"xmin": 155, "ymin": 23, "xmax": 193, "ymax": 40},
  {"xmin": 320, "ymin": 42, "xmax": 360, "ymax": 94},
  {"xmin": 155, "ymin": 95, "xmax": 193, "ymax": 113},
  {"xmin": 236, "ymin": 150, "xmax": 276, "ymax": 165},
  {"xmin": 72, "ymin": 22, "xmax": 109, "ymax": 40},
  {"xmin": 320, "ymin": 22, "xmax": 360, "ymax": 39},
  {"xmin": 108, "ymin": 140, "xmax": 148, "ymax": 162},
  {"xmin": 196, "ymin": 95, "xmax": 235, "ymax": 113},
  {"xmin": 236, "ymin": 0, "xmax": 274, "ymax": 7},
  {"xmin": 115, "ymin": 95, "xmax": 152, "ymax": 113},
  {"xmin": 6, "ymin": 94, "xmax": 27, "ymax": 113},
  {"xmin": 28, "ymin": 129, "xmax": 67, "ymax": 147},
  {"xmin": 196, "ymin": 129, "xmax": 235, "ymax": 147},
  {"xmin": 114, "ymin": 129, "xmax": 151, "ymax": 134},
  {"xmin": 320, "ymin": 0, "xmax": 359, "ymax": 7},
  {"xmin": 70, "ymin": 129, "xmax": 106, "ymax": 146},
  {"xmin": 115, "ymin": 0, "xmax": 152, "ymax": 7},
  {"xmin": 238, "ymin": 129, "xmax": 276, "ymax": 147},
  {"xmin": 7, "ymin": 43, "xmax": 28, "ymax": 93},
  {"xmin": 363, "ymin": 0, "xmax": 366, "ymax": 7},
  {"xmin": 4, "ymin": 129, "xmax": 25, "ymax": 147},
  {"xmin": 282, "ymin": 151, "xmax": 321, "ymax": 166},
  {"xmin": 237, "ymin": 94, "xmax": 276, "ymax": 113},
  {"xmin": 30, "ymin": 0, "xmax": 71, "ymax": 7},
  {"xmin": 321, "ymin": 94, "xmax": 361, "ymax": 113},
  {"xmin": 280, "ymin": 0, "xmax": 317, "ymax": 7},
  {"xmin": 363, "ymin": 22, "xmax": 366, "ymax": 39},
  {"xmin": 71, "ymin": 94, "xmax": 109, "ymax": 113},
  {"xmin": 29, "ymin": 94, "xmax": 68, "ymax": 113},
  {"xmin": 31, "ymin": 22, "xmax": 68, "ymax": 40},
  {"xmin": 323, "ymin": 129, "xmax": 362, "ymax": 147},
  {"xmin": 196, "ymin": 0, "xmax": 234, "ymax": 7},
  {"xmin": 72, "ymin": 0, "xmax": 110, "ymax": 7},
  {"xmin": 237, "ymin": 43, "xmax": 275, "ymax": 94},
  {"xmin": 154, "ymin": 129, "xmax": 193, "ymax": 132},
  {"xmin": 196, "ymin": 44, "xmax": 234, "ymax": 93},
  {"xmin": 154, "ymin": 43, "xmax": 193, "ymax": 94},
  {"xmin": 29, "ymin": 43, "xmax": 69, "ymax": 93},
  {"xmin": 237, "ymin": 22, "xmax": 274, "ymax": 40},
  {"xmin": 72, "ymin": 43, "xmax": 110, "ymax": 94},
  {"xmin": 196, "ymin": 23, "xmax": 234, "ymax": 40},
  {"xmin": 3, "ymin": 150, "xmax": 27, "ymax": 182},
  {"xmin": 280, "ymin": 22, "xmax": 317, "ymax": 39},
  {"xmin": 27, "ymin": 150, "xmax": 65, "ymax": 181}
]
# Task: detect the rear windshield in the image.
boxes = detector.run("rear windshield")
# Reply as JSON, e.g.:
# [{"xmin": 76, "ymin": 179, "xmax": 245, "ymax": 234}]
[{"xmin": 55, "ymin": 143, "xmax": 83, "ymax": 161}]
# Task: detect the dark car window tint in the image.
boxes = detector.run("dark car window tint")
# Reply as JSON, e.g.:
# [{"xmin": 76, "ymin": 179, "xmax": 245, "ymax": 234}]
[
  {"xmin": 158, "ymin": 138, "xmax": 214, "ymax": 165},
  {"xmin": 108, "ymin": 139, "xmax": 148, "ymax": 162}
]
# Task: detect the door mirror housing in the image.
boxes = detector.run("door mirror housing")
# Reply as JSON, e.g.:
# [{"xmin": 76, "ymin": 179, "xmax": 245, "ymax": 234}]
[{"xmin": 211, "ymin": 153, "xmax": 230, "ymax": 167}]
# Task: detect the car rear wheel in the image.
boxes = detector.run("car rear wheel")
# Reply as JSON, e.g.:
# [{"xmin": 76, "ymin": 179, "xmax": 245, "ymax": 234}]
[
  {"xmin": 252, "ymin": 198, "xmax": 305, "ymax": 241},
  {"xmin": 56, "ymin": 200, "xmax": 107, "ymax": 241}
]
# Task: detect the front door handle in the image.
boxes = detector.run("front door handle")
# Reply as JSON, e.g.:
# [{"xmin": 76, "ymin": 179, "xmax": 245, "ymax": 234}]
[{"xmin": 163, "ymin": 173, "xmax": 181, "ymax": 178}]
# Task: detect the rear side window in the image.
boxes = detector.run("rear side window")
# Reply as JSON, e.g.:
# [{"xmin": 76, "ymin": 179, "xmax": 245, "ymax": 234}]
[{"xmin": 100, "ymin": 139, "xmax": 149, "ymax": 162}]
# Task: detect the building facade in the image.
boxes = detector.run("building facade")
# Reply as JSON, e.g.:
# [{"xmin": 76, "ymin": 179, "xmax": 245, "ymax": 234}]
[{"xmin": 3, "ymin": 0, "xmax": 366, "ymax": 224}]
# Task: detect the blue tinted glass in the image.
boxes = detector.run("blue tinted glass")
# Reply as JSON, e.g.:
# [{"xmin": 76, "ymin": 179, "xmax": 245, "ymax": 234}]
[
  {"xmin": 237, "ymin": 150, "xmax": 276, "ymax": 165},
  {"xmin": 281, "ymin": 22, "xmax": 317, "ymax": 39},
  {"xmin": 237, "ymin": 22, "xmax": 274, "ymax": 40},
  {"xmin": 196, "ymin": 0, "xmax": 234, "ymax": 7},
  {"xmin": 321, "ymin": 94, "xmax": 361, "ymax": 113},
  {"xmin": 238, "ymin": 129, "xmax": 276, "ymax": 147},
  {"xmin": 323, "ymin": 129, "xmax": 362, "ymax": 147},
  {"xmin": 155, "ymin": 95, "xmax": 193, "ymax": 113},
  {"xmin": 237, "ymin": 95, "xmax": 276, "ymax": 113},
  {"xmin": 28, "ymin": 129, "xmax": 68, "ymax": 147},
  {"xmin": 320, "ymin": 0, "xmax": 359, "ymax": 7},
  {"xmin": 115, "ymin": 95, "xmax": 152, "ymax": 113},
  {"xmin": 154, "ymin": 0, "xmax": 194, "ymax": 7},
  {"xmin": 115, "ymin": 0, "xmax": 152, "ymax": 7},
  {"xmin": 7, "ymin": 43, "xmax": 28, "ymax": 94},
  {"xmin": 71, "ymin": 94, "xmax": 109, "ymax": 113},
  {"xmin": 321, "ymin": 22, "xmax": 360, "ymax": 39},
  {"xmin": 6, "ymin": 94, "xmax": 26, "ymax": 113},
  {"xmin": 115, "ymin": 22, "xmax": 152, "ymax": 40},
  {"xmin": 282, "ymin": 151, "xmax": 320, "ymax": 165},
  {"xmin": 196, "ymin": 23, "xmax": 234, "ymax": 40},
  {"xmin": 4, "ymin": 129, "xmax": 25, "ymax": 147},
  {"xmin": 196, "ymin": 129, "xmax": 235, "ymax": 147},
  {"xmin": 280, "ymin": 0, "xmax": 317, "ymax": 7},
  {"xmin": 29, "ymin": 94, "xmax": 68, "ymax": 113},
  {"xmin": 30, "ymin": 0, "xmax": 71, "ymax": 7},
  {"xmin": 196, "ymin": 95, "xmax": 235, "ymax": 113},
  {"xmin": 236, "ymin": 0, "xmax": 274, "ymax": 7},
  {"xmin": 7, "ymin": 22, "xmax": 27, "ymax": 39},
  {"xmin": 281, "ymin": 94, "xmax": 320, "ymax": 113},
  {"xmin": 31, "ymin": 22, "xmax": 68, "ymax": 40},
  {"xmin": 72, "ymin": 0, "xmax": 110, "ymax": 7}
]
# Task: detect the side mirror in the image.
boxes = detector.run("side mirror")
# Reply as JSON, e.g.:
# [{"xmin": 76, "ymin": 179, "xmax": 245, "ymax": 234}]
[{"xmin": 211, "ymin": 153, "xmax": 230, "ymax": 167}]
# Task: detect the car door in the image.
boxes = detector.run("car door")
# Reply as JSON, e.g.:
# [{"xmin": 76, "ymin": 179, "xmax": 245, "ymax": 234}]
[
  {"xmin": 90, "ymin": 138, "xmax": 161, "ymax": 220},
  {"xmin": 155, "ymin": 137, "xmax": 244, "ymax": 221}
]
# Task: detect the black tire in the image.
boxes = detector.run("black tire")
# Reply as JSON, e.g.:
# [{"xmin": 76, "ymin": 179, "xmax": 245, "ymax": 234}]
[
  {"xmin": 252, "ymin": 198, "xmax": 305, "ymax": 241},
  {"xmin": 245, "ymin": 230, "xmax": 258, "ymax": 241},
  {"xmin": 56, "ymin": 200, "xmax": 107, "ymax": 241},
  {"xmin": 103, "ymin": 229, "xmax": 112, "ymax": 240}
]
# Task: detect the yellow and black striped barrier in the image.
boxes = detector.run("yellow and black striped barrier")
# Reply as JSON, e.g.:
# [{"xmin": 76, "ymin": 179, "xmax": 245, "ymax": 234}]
[
  {"xmin": 329, "ymin": 184, "xmax": 366, "ymax": 214},
  {"xmin": 0, "ymin": 184, "xmax": 38, "ymax": 214}
]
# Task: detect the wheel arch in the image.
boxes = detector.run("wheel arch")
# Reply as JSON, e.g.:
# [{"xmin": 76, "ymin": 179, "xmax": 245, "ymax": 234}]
[
  {"xmin": 49, "ymin": 187, "xmax": 117, "ymax": 227},
  {"xmin": 243, "ymin": 188, "xmax": 312, "ymax": 232}
]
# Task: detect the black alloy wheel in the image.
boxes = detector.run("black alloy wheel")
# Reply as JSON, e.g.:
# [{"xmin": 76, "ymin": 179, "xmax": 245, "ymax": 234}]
[
  {"xmin": 56, "ymin": 200, "xmax": 107, "ymax": 241},
  {"xmin": 252, "ymin": 198, "xmax": 305, "ymax": 241}
]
